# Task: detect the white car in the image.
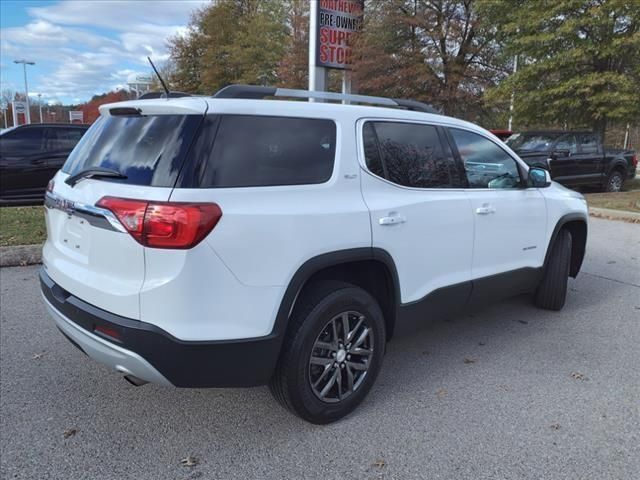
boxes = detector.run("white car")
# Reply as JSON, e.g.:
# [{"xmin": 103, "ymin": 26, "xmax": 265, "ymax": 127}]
[{"xmin": 41, "ymin": 86, "xmax": 588, "ymax": 423}]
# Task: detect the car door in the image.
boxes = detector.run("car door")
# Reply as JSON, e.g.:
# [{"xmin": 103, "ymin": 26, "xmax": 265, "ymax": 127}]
[
  {"xmin": 446, "ymin": 127, "xmax": 547, "ymax": 303},
  {"xmin": 359, "ymin": 120, "xmax": 474, "ymax": 332},
  {"xmin": 574, "ymin": 132, "xmax": 604, "ymax": 184},
  {"xmin": 0, "ymin": 127, "xmax": 46, "ymax": 199},
  {"xmin": 548, "ymin": 133, "xmax": 579, "ymax": 185}
]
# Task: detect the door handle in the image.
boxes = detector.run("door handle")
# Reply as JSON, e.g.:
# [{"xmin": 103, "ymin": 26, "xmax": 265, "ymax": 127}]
[
  {"xmin": 475, "ymin": 205, "xmax": 496, "ymax": 215},
  {"xmin": 379, "ymin": 214, "xmax": 406, "ymax": 225}
]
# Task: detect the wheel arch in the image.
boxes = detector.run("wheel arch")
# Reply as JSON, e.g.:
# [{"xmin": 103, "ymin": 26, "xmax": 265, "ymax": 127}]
[
  {"xmin": 544, "ymin": 213, "xmax": 588, "ymax": 278},
  {"xmin": 272, "ymin": 248, "xmax": 401, "ymax": 343}
]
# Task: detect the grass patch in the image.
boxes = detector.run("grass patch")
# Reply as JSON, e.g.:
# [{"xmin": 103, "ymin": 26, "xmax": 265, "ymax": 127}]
[
  {"xmin": 0, "ymin": 206, "xmax": 47, "ymax": 247},
  {"xmin": 584, "ymin": 190, "xmax": 640, "ymax": 213}
]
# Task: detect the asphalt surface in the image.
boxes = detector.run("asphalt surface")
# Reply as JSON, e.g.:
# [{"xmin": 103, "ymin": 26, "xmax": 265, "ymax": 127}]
[{"xmin": 1, "ymin": 217, "xmax": 639, "ymax": 480}]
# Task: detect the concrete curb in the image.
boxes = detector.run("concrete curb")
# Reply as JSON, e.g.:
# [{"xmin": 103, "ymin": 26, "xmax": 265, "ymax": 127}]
[
  {"xmin": 0, "ymin": 245, "xmax": 42, "ymax": 267},
  {"xmin": 589, "ymin": 207, "xmax": 640, "ymax": 224}
]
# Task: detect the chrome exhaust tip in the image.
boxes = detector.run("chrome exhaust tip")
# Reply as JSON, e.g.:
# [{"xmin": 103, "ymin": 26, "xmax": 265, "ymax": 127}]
[{"xmin": 123, "ymin": 374, "xmax": 148, "ymax": 387}]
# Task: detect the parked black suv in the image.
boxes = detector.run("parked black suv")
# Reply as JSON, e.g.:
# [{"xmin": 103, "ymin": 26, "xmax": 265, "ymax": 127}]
[
  {"xmin": 506, "ymin": 131, "xmax": 637, "ymax": 192},
  {"xmin": 0, "ymin": 123, "xmax": 89, "ymax": 206}
]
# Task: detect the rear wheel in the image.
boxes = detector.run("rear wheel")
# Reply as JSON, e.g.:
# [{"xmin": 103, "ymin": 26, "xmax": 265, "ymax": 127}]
[
  {"xmin": 535, "ymin": 229, "xmax": 572, "ymax": 311},
  {"xmin": 604, "ymin": 170, "xmax": 624, "ymax": 192},
  {"xmin": 269, "ymin": 281, "xmax": 386, "ymax": 424}
]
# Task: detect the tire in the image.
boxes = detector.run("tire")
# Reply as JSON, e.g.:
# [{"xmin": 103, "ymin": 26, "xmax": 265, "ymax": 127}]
[
  {"xmin": 535, "ymin": 229, "xmax": 572, "ymax": 311},
  {"xmin": 269, "ymin": 281, "xmax": 386, "ymax": 424},
  {"xmin": 604, "ymin": 170, "xmax": 624, "ymax": 192}
]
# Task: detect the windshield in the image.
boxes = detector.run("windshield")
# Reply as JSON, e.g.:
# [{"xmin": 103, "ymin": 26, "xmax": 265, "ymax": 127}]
[
  {"xmin": 506, "ymin": 133, "xmax": 559, "ymax": 152},
  {"xmin": 62, "ymin": 114, "xmax": 202, "ymax": 187}
]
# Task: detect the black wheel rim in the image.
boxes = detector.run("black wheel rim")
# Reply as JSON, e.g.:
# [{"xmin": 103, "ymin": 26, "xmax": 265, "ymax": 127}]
[
  {"xmin": 609, "ymin": 174, "xmax": 622, "ymax": 191},
  {"xmin": 308, "ymin": 311, "xmax": 374, "ymax": 403}
]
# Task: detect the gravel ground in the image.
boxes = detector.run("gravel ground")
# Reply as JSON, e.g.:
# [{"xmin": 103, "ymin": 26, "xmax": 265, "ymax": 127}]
[{"xmin": 1, "ymin": 217, "xmax": 639, "ymax": 480}]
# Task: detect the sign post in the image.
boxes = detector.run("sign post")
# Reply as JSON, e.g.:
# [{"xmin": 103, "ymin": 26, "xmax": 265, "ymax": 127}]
[
  {"xmin": 69, "ymin": 111, "xmax": 84, "ymax": 123},
  {"xmin": 12, "ymin": 101, "xmax": 27, "ymax": 126},
  {"xmin": 310, "ymin": 0, "xmax": 364, "ymax": 97}
]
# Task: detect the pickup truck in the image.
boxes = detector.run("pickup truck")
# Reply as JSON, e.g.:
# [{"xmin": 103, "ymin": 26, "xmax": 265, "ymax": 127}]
[{"xmin": 506, "ymin": 130, "xmax": 637, "ymax": 192}]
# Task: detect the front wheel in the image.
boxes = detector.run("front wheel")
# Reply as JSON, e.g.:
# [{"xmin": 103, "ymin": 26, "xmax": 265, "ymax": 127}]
[
  {"xmin": 535, "ymin": 229, "xmax": 572, "ymax": 311},
  {"xmin": 269, "ymin": 281, "xmax": 386, "ymax": 424}
]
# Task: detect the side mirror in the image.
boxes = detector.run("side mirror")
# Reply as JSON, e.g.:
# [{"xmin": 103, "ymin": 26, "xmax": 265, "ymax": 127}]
[{"xmin": 527, "ymin": 167, "xmax": 551, "ymax": 188}]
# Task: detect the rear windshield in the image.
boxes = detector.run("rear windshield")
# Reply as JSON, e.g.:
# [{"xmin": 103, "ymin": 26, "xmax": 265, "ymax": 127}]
[
  {"xmin": 62, "ymin": 114, "xmax": 202, "ymax": 187},
  {"xmin": 181, "ymin": 115, "xmax": 336, "ymax": 188}
]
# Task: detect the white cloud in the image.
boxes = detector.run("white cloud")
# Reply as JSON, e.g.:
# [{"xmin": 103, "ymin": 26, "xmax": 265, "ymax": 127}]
[
  {"xmin": 28, "ymin": 1, "xmax": 208, "ymax": 31},
  {"xmin": 1, "ymin": 0, "xmax": 207, "ymax": 103}
]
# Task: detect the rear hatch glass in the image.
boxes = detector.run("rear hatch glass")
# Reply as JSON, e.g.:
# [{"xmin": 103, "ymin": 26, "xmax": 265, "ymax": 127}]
[{"xmin": 62, "ymin": 114, "xmax": 203, "ymax": 187}]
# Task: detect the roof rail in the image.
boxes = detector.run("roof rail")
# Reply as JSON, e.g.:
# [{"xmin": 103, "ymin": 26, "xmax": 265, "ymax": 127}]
[
  {"xmin": 212, "ymin": 84, "xmax": 439, "ymax": 114},
  {"xmin": 138, "ymin": 91, "xmax": 192, "ymax": 100}
]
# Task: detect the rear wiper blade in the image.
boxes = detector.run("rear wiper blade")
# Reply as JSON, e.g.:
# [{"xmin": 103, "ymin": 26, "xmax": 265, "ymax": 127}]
[{"xmin": 65, "ymin": 167, "xmax": 127, "ymax": 187}]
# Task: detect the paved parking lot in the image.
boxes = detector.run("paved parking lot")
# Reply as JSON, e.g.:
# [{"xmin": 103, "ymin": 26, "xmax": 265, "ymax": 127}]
[{"xmin": 1, "ymin": 217, "xmax": 639, "ymax": 480}]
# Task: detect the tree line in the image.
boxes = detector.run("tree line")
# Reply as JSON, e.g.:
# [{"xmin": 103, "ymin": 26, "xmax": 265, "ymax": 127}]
[{"xmin": 163, "ymin": 0, "xmax": 639, "ymax": 139}]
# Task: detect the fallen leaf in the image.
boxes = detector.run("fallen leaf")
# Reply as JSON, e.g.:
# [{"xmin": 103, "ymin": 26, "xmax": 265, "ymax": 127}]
[
  {"xmin": 550, "ymin": 423, "xmax": 561, "ymax": 430},
  {"xmin": 373, "ymin": 459, "xmax": 386, "ymax": 468},
  {"xmin": 422, "ymin": 350, "xmax": 430, "ymax": 356},
  {"xmin": 180, "ymin": 456, "xmax": 199, "ymax": 467},
  {"xmin": 32, "ymin": 352, "xmax": 46, "ymax": 359},
  {"xmin": 63, "ymin": 428, "xmax": 77, "ymax": 438},
  {"xmin": 478, "ymin": 342, "xmax": 486, "ymax": 346},
  {"xmin": 570, "ymin": 372, "xmax": 586, "ymax": 381},
  {"xmin": 518, "ymin": 320, "xmax": 529, "ymax": 325},
  {"xmin": 606, "ymin": 260, "xmax": 616, "ymax": 264},
  {"xmin": 463, "ymin": 358, "xmax": 476, "ymax": 364},
  {"xmin": 436, "ymin": 388, "xmax": 448, "ymax": 398}
]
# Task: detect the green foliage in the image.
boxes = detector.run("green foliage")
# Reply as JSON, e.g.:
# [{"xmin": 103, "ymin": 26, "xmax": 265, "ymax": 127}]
[
  {"xmin": 481, "ymin": 0, "xmax": 640, "ymax": 135},
  {"xmin": 169, "ymin": 0, "xmax": 288, "ymax": 93}
]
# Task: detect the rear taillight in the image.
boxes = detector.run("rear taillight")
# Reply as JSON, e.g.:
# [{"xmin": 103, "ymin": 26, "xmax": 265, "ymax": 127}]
[
  {"xmin": 632, "ymin": 154, "xmax": 637, "ymax": 168},
  {"xmin": 46, "ymin": 180, "xmax": 55, "ymax": 193},
  {"xmin": 96, "ymin": 196, "xmax": 222, "ymax": 249}
]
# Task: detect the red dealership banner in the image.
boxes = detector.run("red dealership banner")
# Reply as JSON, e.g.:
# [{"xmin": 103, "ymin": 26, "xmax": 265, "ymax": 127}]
[{"xmin": 316, "ymin": 0, "xmax": 364, "ymax": 69}]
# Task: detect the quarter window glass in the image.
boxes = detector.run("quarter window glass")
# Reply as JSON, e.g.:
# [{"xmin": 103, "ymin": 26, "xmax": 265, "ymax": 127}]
[
  {"xmin": 555, "ymin": 134, "xmax": 578, "ymax": 154},
  {"xmin": 363, "ymin": 123, "xmax": 385, "ymax": 178},
  {"xmin": 578, "ymin": 133, "xmax": 599, "ymax": 154},
  {"xmin": 450, "ymin": 128, "xmax": 522, "ymax": 189},
  {"xmin": 366, "ymin": 122, "xmax": 455, "ymax": 188},
  {"xmin": 197, "ymin": 115, "xmax": 336, "ymax": 188}
]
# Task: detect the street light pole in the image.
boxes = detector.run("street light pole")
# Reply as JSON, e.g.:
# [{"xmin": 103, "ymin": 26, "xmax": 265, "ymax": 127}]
[
  {"xmin": 14, "ymin": 59, "xmax": 35, "ymax": 124},
  {"xmin": 37, "ymin": 93, "xmax": 43, "ymax": 123}
]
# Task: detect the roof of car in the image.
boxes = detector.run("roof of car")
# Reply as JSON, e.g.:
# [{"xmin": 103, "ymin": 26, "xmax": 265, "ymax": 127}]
[
  {"xmin": 519, "ymin": 130, "xmax": 594, "ymax": 135},
  {"xmin": 99, "ymin": 96, "xmax": 488, "ymax": 137},
  {"xmin": 5, "ymin": 123, "xmax": 90, "ymax": 129}
]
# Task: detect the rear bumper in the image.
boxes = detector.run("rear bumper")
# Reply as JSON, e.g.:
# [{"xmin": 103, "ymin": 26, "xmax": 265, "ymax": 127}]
[{"xmin": 40, "ymin": 268, "xmax": 281, "ymax": 387}]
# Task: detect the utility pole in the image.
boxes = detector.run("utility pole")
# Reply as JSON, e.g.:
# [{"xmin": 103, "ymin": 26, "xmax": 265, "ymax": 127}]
[
  {"xmin": 508, "ymin": 55, "xmax": 518, "ymax": 131},
  {"xmin": 14, "ymin": 59, "xmax": 35, "ymax": 124},
  {"xmin": 37, "ymin": 93, "xmax": 43, "ymax": 123}
]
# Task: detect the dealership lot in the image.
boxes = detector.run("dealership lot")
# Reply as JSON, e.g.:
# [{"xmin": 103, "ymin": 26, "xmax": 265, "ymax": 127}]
[{"xmin": 1, "ymin": 217, "xmax": 638, "ymax": 480}]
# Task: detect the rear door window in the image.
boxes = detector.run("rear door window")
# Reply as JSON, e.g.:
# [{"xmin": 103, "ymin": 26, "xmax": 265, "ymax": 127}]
[
  {"xmin": 363, "ymin": 121, "xmax": 462, "ymax": 188},
  {"xmin": 577, "ymin": 133, "xmax": 600, "ymax": 154},
  {"xmin": 62, "ymin": 114, "xmax": 202, "ymax": 187},
  {"xmin": 187, "ymin": 115, "xmax": 336, "ymax": 188}
]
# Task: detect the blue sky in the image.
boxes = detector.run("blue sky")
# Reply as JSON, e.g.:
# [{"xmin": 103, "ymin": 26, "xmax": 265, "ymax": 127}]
[{"xmin": 1, "ymin": 0, "xmax": 207, "ymax": 105}]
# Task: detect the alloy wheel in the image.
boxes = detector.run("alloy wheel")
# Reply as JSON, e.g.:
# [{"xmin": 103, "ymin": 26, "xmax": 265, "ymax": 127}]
[{"xmin": 308, "ymin": 311, "xmax": 374, "ymax": 403}]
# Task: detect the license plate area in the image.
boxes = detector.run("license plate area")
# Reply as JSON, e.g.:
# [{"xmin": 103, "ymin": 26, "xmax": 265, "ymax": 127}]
[{"xmin": 60, "ymin": 213, "xmax": 90, "ymax": 256}]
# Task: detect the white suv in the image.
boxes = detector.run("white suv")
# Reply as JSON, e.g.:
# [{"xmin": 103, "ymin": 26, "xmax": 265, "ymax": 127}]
[{"xmin": 41, "ymin": 85, "xmax": 588, "ymax": 424}]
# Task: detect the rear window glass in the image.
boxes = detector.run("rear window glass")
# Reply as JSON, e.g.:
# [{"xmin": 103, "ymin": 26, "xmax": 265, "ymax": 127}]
[
  {"xmin": 62, "ymin": 114, "xmax": 202, "ymax": 187},
  {"xmin": 185, "ymin": 115, "xmax": 336, "ymax": 188}
]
